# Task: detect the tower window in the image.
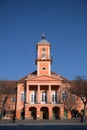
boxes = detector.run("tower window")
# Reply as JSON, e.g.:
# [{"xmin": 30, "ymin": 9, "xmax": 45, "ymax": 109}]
[
  {"xmin": 42, "ymin": 67, "xmax": 46, "ymax": 70},
  {"xmin": 42, "ymin": 53, "xmax": 46, "ymax": 59},
  {"xmin": 42, "ymin": 48, "xmax": 45, "ymax": 52}
]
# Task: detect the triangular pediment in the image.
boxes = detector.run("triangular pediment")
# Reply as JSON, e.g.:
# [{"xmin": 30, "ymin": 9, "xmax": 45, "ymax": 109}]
[{"xmin": 27, "ymin": 75, "xmax": 63, "ymax": 81}]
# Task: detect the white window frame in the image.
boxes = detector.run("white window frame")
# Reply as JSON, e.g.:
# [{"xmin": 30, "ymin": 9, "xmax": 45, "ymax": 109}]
[
  {"xmin": 21, "ymin": 92, "xmax": 25, "ymax": 102},
  {"xmin": 30, "ymin": 91, "xmax": 36, "ymax": 104},
  {"xmin": 52, "ymin": 91, "xmax": 57, "ymax": 103},
  {"xmin": 62, "ymin": 91, "xmax": 67, "ymax": 102},
  {"xmin": 42, "ymin": 53, "xmax": 46, "ymax": 59},
  {"xmin": 41, "ymin": 91, "xmax": 47, "ymax": 104}
]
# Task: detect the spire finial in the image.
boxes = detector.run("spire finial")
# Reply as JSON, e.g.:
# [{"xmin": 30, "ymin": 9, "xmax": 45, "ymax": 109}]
[{"xmin": 41, "ymin": 33, "xmax": 45, "ymax": 39}]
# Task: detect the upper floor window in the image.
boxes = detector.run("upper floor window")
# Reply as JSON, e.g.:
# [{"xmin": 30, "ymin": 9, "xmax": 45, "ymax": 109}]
[
  {"xmin": 11, "ymin": 97, "xmax": 16, "ymax": 102},
  {"xmin": 72, "ymin": 95, "xmax": 76, "ymax": 102},
  {"xmin": 21, "ymin": 92, "xmax": 25, "ymax": 102},
  {"xmin": 62, "ymin": 91, "xmax": 67, "ymax": 102},
  {"xmin": 41, "ymin": 91, "xmax": 47, "ymax": 103},
  {"xmin": 52, "ymin": 91, "xmax": 57, "ymax": 103},
  {"xmin": 30, "ymin": 91, "xmax": 36, "ymax": 104}
]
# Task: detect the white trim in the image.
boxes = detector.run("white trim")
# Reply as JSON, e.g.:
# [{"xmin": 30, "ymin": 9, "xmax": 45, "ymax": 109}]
[
  {"xmin": 30, "ymin": 91, "xmax": 36, "ymax": 104},
  {"xmin": 41, "ymin": 91, "xmax": 47, "ymax": 104},
  {"xmin": 52, "ymin": 91, "xmax": 57, "ymax": 103}
]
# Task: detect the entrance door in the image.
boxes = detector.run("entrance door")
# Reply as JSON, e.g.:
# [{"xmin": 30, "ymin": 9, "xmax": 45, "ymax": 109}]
[
  {"xmin": 52, "ymin": 107, "xmax": 60, "ymax": 119},
  {"xmin": 40, "ymin": 107, "xmax": 49, "ymax": 119},
  {"xmin": 29, "ymin": 107, "xmax": 36, "ymax": 119}
]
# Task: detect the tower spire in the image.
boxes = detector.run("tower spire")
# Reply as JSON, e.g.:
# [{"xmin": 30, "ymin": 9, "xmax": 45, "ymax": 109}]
[{"xmin": 41, "ymin": 33, "xmax": 45, "ymax": 39}]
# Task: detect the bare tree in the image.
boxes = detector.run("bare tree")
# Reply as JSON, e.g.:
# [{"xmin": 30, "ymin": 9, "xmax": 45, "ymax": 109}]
[
  {"xmin": 0, "ymin": 80, "xmax": 16, "ymax": 119},
  {"xmin": 69, "ymin": 76, "xmax": 87, "ymax": 121},
  {"xmin": 0, "ymin": 95, "xmax": 8, "ymax": 119},
  {"xmin": 64, "ymin": 93, "xmax": 77, "ymax": 111}
]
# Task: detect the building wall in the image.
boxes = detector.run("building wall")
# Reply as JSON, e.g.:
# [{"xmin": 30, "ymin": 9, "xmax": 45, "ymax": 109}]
[
  {"xmin": 0, "ymin": 94, "xmax": 16, "ymax": 119},
  {"xmin": 0, "ymin": 36, "xmax": 87, "ymax": 120}
]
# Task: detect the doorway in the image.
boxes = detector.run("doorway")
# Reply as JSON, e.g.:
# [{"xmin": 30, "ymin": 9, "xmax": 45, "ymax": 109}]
[
  {"xmin": 40, "ymin": 107, "xmax": 49, "ymax": 119},
  {"xmin": 52, "ymin": 107, "xmax": 60, "ymax": 119},
  {"xmin": 29, "ymin": 107, "xmax": 36, "ymax": 119}
]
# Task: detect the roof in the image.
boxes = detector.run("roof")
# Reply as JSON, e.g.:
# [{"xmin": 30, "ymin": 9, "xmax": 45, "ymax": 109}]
[
  {"xmin": 37, "ymin": 34, "xmax": 50, "ymax": 45},
  {"xmin": 18, "ymin": 70, "xmax": 69, "ymax": 83},
  {"xmin": 18, "ymin": 75, "xmax": 27, "ymax": 83},
  {"xmin": 0, "ymin": 80, "xmax": 17, "ymax": 94}
]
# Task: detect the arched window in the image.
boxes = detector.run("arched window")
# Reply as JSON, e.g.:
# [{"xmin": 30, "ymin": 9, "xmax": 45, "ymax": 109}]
[{"xmin": 42, "ymin": 67, "xmax": 46, "ymax": 70}]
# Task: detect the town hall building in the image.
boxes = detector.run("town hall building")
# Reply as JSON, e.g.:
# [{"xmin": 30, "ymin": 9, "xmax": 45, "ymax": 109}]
[
  {"xmin": 16, "ymin": 34, "xmax": 71, "ymax": 120},
  {"xmin": 0, "ymin": 34, "xmax": 85, "ymax": 120}
]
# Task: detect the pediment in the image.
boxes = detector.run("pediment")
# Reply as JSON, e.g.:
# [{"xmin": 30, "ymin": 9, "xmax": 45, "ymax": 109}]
[{"xmin": 27, "ymin": 75, "xmax": 63, "ymax": 81}]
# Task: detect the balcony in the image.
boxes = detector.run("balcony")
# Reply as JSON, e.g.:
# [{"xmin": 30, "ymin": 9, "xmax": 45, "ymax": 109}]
[{"xmin": 29, "ymin": 100, "xmax": 61, "ymax": 105}]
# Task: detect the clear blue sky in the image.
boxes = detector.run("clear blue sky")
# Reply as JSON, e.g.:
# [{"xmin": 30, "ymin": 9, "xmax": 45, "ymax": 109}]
[{"xmin": 0, "ymin": 0, "xmax": 87, "ymax": 80}]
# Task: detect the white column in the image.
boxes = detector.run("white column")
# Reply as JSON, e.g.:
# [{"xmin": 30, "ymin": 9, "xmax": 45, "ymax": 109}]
[
  {"xmin": 26, "ymin": 85, "xmax": 29, "ymax": 103},
  {"xmin": 37, "ymin": 85, "xmax": 40, "ymax": 103},
  {"xmin": 48, "ymin": 85, "xmax": 51, "ymax": 103}
]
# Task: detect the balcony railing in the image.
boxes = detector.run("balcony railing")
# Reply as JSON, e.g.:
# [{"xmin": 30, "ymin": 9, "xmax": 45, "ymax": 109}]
[{"xmin": 28, "ymin": 100, "xmax": 61, "ymax": 104}]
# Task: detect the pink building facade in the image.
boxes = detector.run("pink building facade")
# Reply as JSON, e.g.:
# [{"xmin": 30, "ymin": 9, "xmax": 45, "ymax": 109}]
[{"xmin": 16, "ymin": 35, "xmax": 84, "ymax": 120}]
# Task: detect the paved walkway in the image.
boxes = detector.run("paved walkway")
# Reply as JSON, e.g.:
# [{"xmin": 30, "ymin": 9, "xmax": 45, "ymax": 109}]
[{"xmin": 0, "ymin": 118, "xmax": 87, "ymax": 126}]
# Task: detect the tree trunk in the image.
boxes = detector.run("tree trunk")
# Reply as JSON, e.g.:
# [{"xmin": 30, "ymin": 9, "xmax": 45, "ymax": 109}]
[{"xmin": 83, "ymin": 102, "xmax": 86, "ymax": 122}]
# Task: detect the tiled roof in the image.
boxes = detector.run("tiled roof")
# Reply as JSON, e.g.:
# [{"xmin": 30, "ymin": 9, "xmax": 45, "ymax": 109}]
[
  {"xmin": 0, "ymin": 80, "xmax": 17, "ymax": 94},
  {"xmin": 18, "ymin": 70, "xmax": 69, "ymax": 83},
  {"xmin": 18, "ymin": 75, "xmax": 28, "ymax": 83}
]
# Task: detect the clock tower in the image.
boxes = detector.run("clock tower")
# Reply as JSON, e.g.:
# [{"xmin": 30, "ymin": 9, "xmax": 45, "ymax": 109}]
[{"xmin": 36, "ymin": 34, "xmax": 52, "ymax": 76}]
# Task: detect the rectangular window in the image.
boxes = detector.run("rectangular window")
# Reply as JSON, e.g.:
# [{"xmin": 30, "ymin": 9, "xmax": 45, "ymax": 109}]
[
  {"xmin": 42, "ymin": 53, "xmax": 46, "ymax": 59},
  {"xmin": 11, "ymin": 97, "xmax": 16, "ymax": 102},
  {"xmin": 62, "ymin": 91, "xmax": 67, "ymax": 102},
  {"xmin": 52, "ymin": 91, "xmax": 57, "ymax": 103},
  {"xmin": 30, "ymin": 91, "xmax": 36, "ymax": 104},
  {"xmin": 42, "ymin": 48, "xmax": 45, "ymax": 52},
  {"xmin": 41, "ymin": 92, "xmax": 47, "ymax": 103},
  {"xmin": 21, "ymin": 92, "xmax": 25, "ymax": 102}
]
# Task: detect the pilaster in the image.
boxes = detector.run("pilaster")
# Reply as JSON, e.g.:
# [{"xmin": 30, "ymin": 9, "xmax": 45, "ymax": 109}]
[
  {"xmin": 37, "ymin": 85, "xmax": 40, "ymax": 103},
  {"xmin": 48, "ymin": 85, "xmax": 51, "ymax": 103}
]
